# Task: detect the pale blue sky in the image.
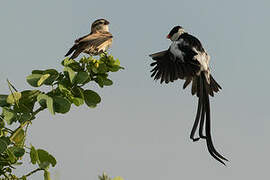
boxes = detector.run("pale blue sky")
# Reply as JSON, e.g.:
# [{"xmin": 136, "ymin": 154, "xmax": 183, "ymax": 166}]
[{"xmin": 1, "ymin": 0, "xmax": 270, "ymax": 179}]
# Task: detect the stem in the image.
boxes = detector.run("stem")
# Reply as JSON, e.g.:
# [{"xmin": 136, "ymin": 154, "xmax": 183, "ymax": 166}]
[
  {"xmin": 6, "ymin": 79, "xmax": 18, "ymax": 92},
  {"xmin": 33, "ymin": 106, "xmax": 46, "ymax": 116},
  {"xmin": 20, "ymin": 168, "xmax": 44, "ymax": 179},
  {"xmin": 3, "ymin": 127, "xmax": 14, "ymax": 134},
  {"xmin": 10, "ymin": 106, "xmax": 46, "ymax": 139}
]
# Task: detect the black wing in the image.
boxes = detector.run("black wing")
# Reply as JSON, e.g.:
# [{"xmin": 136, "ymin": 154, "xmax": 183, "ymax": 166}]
[
  {"xmin": 179, "ymin": 33, "xmax": 205, "ymax": 53},
  {"xmin": 150, "ymin": 37, "xmax": 201, "ymax": 84}
]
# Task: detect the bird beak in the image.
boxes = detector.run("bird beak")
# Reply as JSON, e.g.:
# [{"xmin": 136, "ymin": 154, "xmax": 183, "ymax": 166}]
[{"xmin": 167, "ymin": 34, "xmax": 170, "ymax": 39}]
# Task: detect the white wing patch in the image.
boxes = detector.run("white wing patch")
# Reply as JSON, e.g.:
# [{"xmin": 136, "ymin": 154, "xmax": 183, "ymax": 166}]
[
  {"xmin": 170, "ymin": 40, "xmax": 185, "ymax": 61},
  {"xmin": 193, "ymin": 47, "xmax": 210, "ymax": 72},
  {"xmin": 193, "ymin": 47, "xmax": 211, "ymax": 83}
]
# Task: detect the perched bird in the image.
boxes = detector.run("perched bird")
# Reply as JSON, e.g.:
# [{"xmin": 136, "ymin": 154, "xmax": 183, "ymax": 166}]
[
  {"xmin": 149, "ymin": 26, "xmax": 228, "ymax": 165},
  {"xmin": 65, "ymin": 19, "xmax": 113, "ymax": 59}
]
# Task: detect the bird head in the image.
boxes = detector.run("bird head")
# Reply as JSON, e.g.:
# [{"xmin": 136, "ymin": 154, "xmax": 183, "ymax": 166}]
[
  {"xmin": 91, "ymin": 19, "xmax": 110, "ymax": 33},
  {"xmin": 167, "ymin": 26, "xmax": 185, "ymax": 41}
]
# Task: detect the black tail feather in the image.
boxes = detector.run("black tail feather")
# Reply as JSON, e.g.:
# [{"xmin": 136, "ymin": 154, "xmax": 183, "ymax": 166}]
[
  {"xmin": 199, "ymin": 78, "xmax": 206, "ymax": 139},
  {"xmin": 203, "ymin": 77, "xmax": 228, "ymax": 162},
  {"xmin": 190, "ymin": 74, "xmax": 228, "ymax": 165},
  {"xmin": 190, "ymin": 96, "xmax": 201, "ymax": 142}
]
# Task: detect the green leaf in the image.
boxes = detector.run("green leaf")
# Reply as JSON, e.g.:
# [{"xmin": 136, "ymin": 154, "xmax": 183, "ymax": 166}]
[
  {"xmin": 62, "ymin": 58, "xmax": 76, "ymax": 66},
  {"xmin": 71, "ymin": 97, "xmax": 84, "ymax": 106},
  {"xmin": 37, "ymin": 94, "xmax": 48, "ymax": 107},
  {"xmin": 37, "ymin": 149, "xmax": 50, "ymax": 164},
  {"xmin": 10, "ymin": 128, "xmax": 25, "ymax": 145},
  {"xmin": 0, "ymin": 95, "xmax": 9, "ymax": 107},
  {"xmin": 30, "ymin": 145, "xmax": 39, "ymax": 165},
  {"xmin": 37, "ymin": 74, "xmax": 51, "ymax": 86},
  {"xmin": 95, "ymin": 76, "xmax": 104, "ymax": 88},
  {"xmin": 37, "ymin": 149, "xmax": 57, "ymax": 169},
  {"xmin": 10, "ymin": 146, "xmax": 25, "ymax": 158},
  {"xmin": 21, "ymin": 90, "xmax": 41, "ymax": 100},
  {"xmin": 44, "ymin": 170, "xmax": 51, "ymax": 180},
  {"xmin": 68, "ymin": 63, "xmax": 83, "ymax": 72},
  {"xmin": 6, "ymin": 92, "xmax": 22, "ymax": 104},
  {"xmin": 5, "ymin": 167, "xmax": 12, "ymax": 173},
  {"xmin": 0, "ymin": 138, "xmax": 8, "ymax": 153},
  {"xmin": 0, "ymin": 136, "xmax": 11, "ymax": 146},
  {"xmin": 109, "ymin": 65, "xmax": 122, "ymax": 72},
  {"xmin": 26, "ymin": 74, "xmax": 43, "ymax": 87},
  {"xmin": 14, "ymin": 90, "xmax": 40, "ymax": 113},
  {"xmin": 32, "ymin": 70, "xmax": 44, "ymax": 74},
  {"xmin": 6, "ymin": 148, "xmax": 17, "ymax": 163},
  {"xmin": 48, "ymin": 154, "xmax": 57, "ymax": 167},
  {"xmin": 0, "ymin": 120, "xmax": 5, "ymax": 129},
  {"xmin": 64, "ymin": 67, "xmax": 76, "ymax": 84},
  {"xmin": 74, "ymin": 71, "xmax": 89, "ymax": 84},
  {"xmin": 62, "ymin": 58, "xmax": 83, "ymax": 71},
  {"xmin": 114, "ymin": 59, "xmax": 121, "ymax": 66},
  {"xmin": 112, "ymin": 177, "xmax": 124, "ymax": 180},
  {"xmin": 92, "ymin": 66, "xmax": 98, "ymax": 74},
  {"xmin": 2, "ymin": 107, "xmax": 17, "ymax": 124},
  {"xmin": 72, "ymin": 87, "xmax": 85, "ymax": 98},
  {"xmin": 58, "ymin": 85, "xmax": 73, "ymax": 103},
  {"xmin": 103, "ymin": 79, "xmax": 113, "ymax": 86},
  {"xmin": 37, "ymin": 94, "xmax": 54, "ymax": 115},
  {"xmin": 46, "ymin": 96, "xmax": 54, "ymax": 115},
  {"xmin": 97, "ymin": 63, "xmax": 108, "ymax": 73},
  {"xmin": 53, "ymin": 96, "xmax": 71, "ymax": 114},
  {"xmin": 18, "ymin": 113, "xmax": 32, "ymax": 123},
  {"xmin": 79, "ymin": 56, "xmax": 92, "ymax": 63},
  {"xmin": 71, "ymin": 87, "xmax": 85, "ymax": 106},
  {"xmin": 83, "ymin": 90, "xmax": 101, "ymax": 108},
  {"xmin": 43, "ymin": 69, "xmax": 58, "ymax": 75},
  {"xmin": 43, "ymin": 69, "xmax": 59, "ymax": 85}
]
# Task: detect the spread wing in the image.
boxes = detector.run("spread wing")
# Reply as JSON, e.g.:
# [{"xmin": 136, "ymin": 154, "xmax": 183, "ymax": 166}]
[
  {"xmin": 150, "ymin": 48, "xmax": 200, "ymax": 84},
  {"xmin": 150, "ymin": 33, "xmax": 208, "ymax": 84}
]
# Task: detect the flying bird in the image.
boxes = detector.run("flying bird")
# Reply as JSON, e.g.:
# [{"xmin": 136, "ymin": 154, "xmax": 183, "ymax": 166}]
[
  {"xmin": 149, "ymin": 26, "xmax": 228, "ymax": 165},
  {"xmin": 65, "ymin": 19, "xmax": 113, "ymax": 59}
]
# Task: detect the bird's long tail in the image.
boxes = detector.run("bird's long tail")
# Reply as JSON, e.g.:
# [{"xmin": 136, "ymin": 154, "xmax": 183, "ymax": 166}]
[{"xmin": 189, "ymin": 73, "xmax": 228, "ymax": 165}]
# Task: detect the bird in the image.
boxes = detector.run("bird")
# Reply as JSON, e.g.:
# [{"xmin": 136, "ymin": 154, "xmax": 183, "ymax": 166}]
[
  {"xmin": 149, "ymin": 26, "xmax": 228, "ymax": 165},
  {"xmin": 65, "ymin": 19, "xmax": 113, "ymax": 59}
]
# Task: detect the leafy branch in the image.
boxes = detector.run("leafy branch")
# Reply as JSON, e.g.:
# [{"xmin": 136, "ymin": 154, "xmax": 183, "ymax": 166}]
[{"xmin": 0, "ymin": 54, "xmax": 123, "ymax": 179}]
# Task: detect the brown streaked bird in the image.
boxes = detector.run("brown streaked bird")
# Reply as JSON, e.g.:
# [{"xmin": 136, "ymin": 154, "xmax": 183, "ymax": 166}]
[
  {"xmin": 149, "ymin": 26, "xmax": 228, "ymax": 165},
  {"xmin": 65, "ymin": 19, "xmax": 113, "ymax": 59}
]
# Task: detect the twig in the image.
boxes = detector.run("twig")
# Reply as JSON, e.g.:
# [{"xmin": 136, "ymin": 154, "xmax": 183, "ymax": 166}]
[
  {"xmin": 20, "ymin": 168, "xmax": 44, "ymax": 179},
  {"xmin": 33, "ymin": 106, "xmax": 46, "ymax": 116}
]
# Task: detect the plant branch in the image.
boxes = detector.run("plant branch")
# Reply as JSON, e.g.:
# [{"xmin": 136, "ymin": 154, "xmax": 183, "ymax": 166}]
[
  {"xmin": 33, "ymin": 106, "xmax": 46, "ymax": 116},
  {"xmin": 20, "ymin": 168, "xmax": 44, "ymax": 179}
]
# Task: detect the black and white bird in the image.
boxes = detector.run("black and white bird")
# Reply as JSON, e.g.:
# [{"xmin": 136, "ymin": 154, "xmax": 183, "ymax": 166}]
[
  {"xmin": 149, "ymin": 26, "xmax": 228, "ymax": 165},
  {"xmin": 65, "ymin": 19, "xmax": 113, "ymax": 59}
]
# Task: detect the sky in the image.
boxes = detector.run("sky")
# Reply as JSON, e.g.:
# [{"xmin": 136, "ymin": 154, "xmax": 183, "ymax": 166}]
[{"xmin": 0, "ymin": 0, "xmax": 270, "ymax": 179}]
